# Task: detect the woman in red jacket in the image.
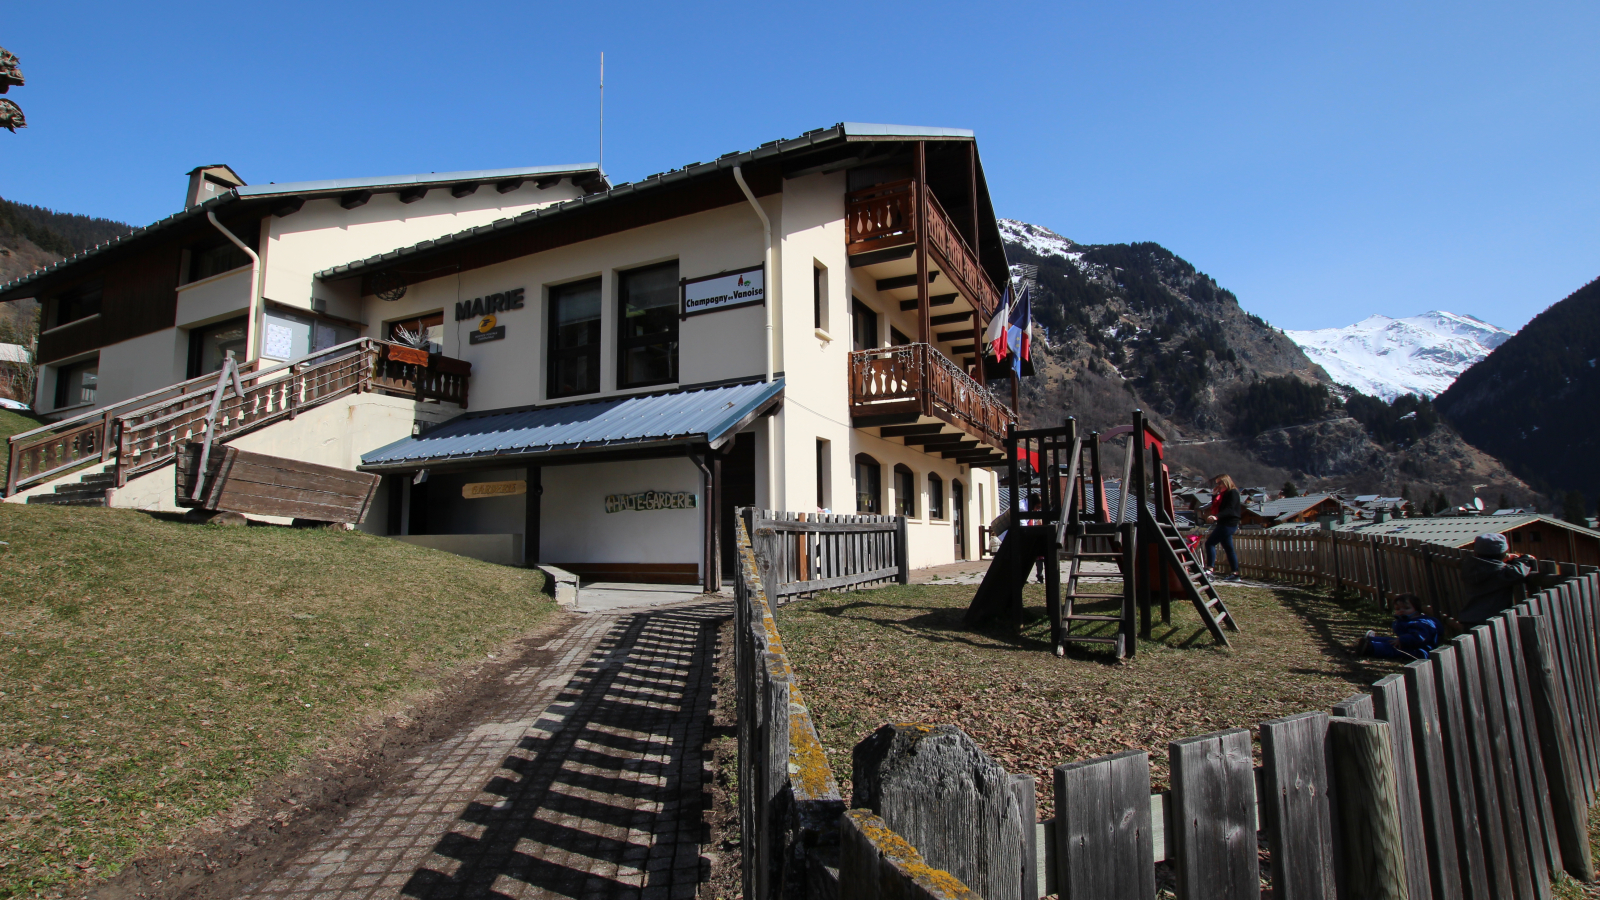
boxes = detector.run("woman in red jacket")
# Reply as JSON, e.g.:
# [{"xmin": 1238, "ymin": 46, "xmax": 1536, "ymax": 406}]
[{"xmin": 1204, "ymin": 474, "xmax": 1243, "ymax": 581}]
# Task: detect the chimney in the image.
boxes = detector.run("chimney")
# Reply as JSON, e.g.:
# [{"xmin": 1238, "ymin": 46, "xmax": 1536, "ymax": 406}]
[{"xmin": 185, "ymin": 164, "xmax": 245, "ymax": 208}]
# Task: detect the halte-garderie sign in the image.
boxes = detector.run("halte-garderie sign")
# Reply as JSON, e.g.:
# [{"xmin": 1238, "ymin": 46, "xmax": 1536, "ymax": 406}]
[
  {"xmin": 605, "ymin": 491, "xmax": 697, "ymax": 513},
  {"xmin": 456, "ymin": 287, "xmax": 524, "ymax": 344},
  {"xmin": 462, "ymin": 480, "xmax": 527, "ymax": 499},
  {"xmin": 681, "ymin": 265, "xmax": 764, "ymax": 318}
]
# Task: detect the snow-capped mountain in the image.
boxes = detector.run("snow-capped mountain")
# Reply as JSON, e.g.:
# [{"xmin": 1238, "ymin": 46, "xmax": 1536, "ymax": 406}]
[{"xmin": 1285, "ymin": 312, "xmax": 1514, "ymax": 401}]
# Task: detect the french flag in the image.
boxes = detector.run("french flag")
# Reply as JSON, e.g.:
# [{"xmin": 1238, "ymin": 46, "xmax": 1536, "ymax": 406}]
[
  {"xmin": 985, "ymin": 284, "xmax": 1012, "ymax": 361},
  {"xmin": 1005, "ymin": 285, "xmax": 1033, "ymax": 375}
]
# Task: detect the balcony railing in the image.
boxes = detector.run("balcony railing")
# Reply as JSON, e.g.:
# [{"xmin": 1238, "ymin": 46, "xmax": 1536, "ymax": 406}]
[
  {"xmin": 844, "ymin": 179, "xmax": 1004, "ymax": 321},
  {"xmin": 848, "ymin": 343, "xmax": 1014, "ymax": 449}
]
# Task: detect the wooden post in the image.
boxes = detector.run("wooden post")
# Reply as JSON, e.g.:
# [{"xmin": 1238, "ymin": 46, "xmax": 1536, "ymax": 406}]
[
  {"xmin": 914, "ymin": 141, "xmax": 931, "ymax": 349},
  {"xmin": 1120, "ymin": 521, "xmax": 1138, "ymax": 659},
  {"xmin": 1328, "ymin": 716, "xmax": 1409, "ymax": 900},
  {"xmin": 1169, "ymin": 728, "xmax": 1259, "ymax": 900},
  {"xmin": 523, "ymin": 465, "xmax": 540, "ymax": 567},
  {"xmin": 1519, "ymin": 615, "xmax": 1596, "ymax": 880},
  {"xmin": 1259, "ymin": 711, "xmax": 1336, "ymax": 900},
  {"xmin": 1053, "ymin": 749, "xmax": 1154, "ymax": 900},
  {"xmin": 896, "ymin": 515, "xmax": 910, "ymax": 585},
  {"xmin": 711, "ymin": 453, "xmax": 723, "ymax": 590},
  {"xmin": 1131, "ymin": 411, "xmax": 1151, "ymax": 638},
  {"xmin": 1012, "ymin": 774, "xmax": 1038, "ymax": 900},
  {"xmin": 971, "ymin": 310, "xmax": 985, "ymax": 386}
]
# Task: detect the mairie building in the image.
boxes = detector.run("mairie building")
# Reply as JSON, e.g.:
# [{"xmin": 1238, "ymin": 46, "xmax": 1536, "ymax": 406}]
[{"xmin": 0, "ymin": 123, "xmax": 1020, "ymax": 589}]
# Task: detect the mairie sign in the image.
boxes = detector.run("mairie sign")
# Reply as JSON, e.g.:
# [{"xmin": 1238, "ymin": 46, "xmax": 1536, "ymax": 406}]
[
  {"xmin": 605, "ymin": 490, "xmax": 697, "ymax": 513},
  {"xmin": 681, "ymin": 265, "xmax": 764, "ymax": 317}
]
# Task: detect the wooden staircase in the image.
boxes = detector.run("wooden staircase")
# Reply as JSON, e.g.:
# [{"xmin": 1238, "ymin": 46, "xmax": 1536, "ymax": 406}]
[{"xmin": 1057, "ymin": 430, "xmax": 1138, "ymax": 658}]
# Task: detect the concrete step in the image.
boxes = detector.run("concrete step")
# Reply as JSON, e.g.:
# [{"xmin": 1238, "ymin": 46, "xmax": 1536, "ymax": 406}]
[
  {"xmin": 77, "ymin": 473, "xmax": 117, "ymax": 487},
  {"xmin": 49, "ymin": 486, "xmax": 110, "ymax": 501},
  {"xmin": 27, "ymin": 494, "xmax": 108, "ymax": 507}
]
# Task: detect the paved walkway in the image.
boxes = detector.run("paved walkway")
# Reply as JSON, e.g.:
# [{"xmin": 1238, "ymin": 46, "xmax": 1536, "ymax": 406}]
[{"xmin": 244, "ymin": 597, "xmax": 730, "ymax": 900}]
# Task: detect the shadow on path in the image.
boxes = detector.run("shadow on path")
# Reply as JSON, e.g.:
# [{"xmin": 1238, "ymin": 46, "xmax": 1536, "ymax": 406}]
[{"xmin": 402, "ymin": 601, "xmax": 729, "ymax": 900}]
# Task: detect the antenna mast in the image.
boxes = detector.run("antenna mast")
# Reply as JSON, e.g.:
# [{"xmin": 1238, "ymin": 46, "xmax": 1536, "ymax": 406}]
[{"xmin": 598, "ymin": 52, "xmax": 604, "ymax": 174}]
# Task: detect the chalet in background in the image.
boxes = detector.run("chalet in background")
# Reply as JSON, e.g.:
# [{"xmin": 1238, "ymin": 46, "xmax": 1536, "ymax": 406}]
[{"xmin": 1, "ymin": 123, "xmax": 1020, "ymax": 587}]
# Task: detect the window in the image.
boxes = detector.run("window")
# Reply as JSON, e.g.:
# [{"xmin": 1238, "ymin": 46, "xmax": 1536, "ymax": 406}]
[
  {"xmin": 187, "ymin": 233, "xmax": 255, "ymax": 283},
  {"xmin": 386, "ymin": 312, "xmax": 444, "ymax": 350},
  {"xmin": 855, "ymin": 453, "xmax": 881, "ymax": 514},
  {"xmin": 187, "ymin": 317, "xmax": 247, "ymax": 378},
  {"xmin": 617, "ymin": 262, "xmax": 679, "ymax": 388},
  {"xmin": 890, "ymin": 326, "xmax": 912, "ymax": 346},
  {"xmin": 929, "ymin": 473, "xmax": 945, "ymax": 520},
  {"xmin": 52, "ymin": 283, "xmax": 102, "ymax": 329},
  {"xmin": 548, "ymin": 277, "xmax": 603, "ymax": 398},
  {"xmin": 894, "ymin": 464, "xmax": 916, "ymax": 517},
  {"xmin": 260, "ymin": 310, "xmax": 358, "ymax": 362},
  {"xmin": 816, "ymin": 439, "xmax": 830, "ymax": 511},
  {"xmin": 53, "ymin": 358, "xmax": 97, "ymax": 409},
  {"xmin": 852, "ymin": 298, "xmax": 878, "ymax": 352},
  {"xmin": 813, "ymin": 264, "xmax": 828, "ymax": 331}
]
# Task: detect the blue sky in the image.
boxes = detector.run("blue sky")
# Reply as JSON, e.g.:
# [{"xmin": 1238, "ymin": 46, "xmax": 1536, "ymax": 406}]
[{"xmin": 3, "ymin": 0, "xmax": 1595, "ymax": 331}]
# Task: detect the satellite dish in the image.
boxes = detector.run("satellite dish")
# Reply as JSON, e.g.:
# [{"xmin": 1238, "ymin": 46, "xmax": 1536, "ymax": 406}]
[{"xmin": 1474, "ymin": 497, "xmax": 1485, "ymax": 511}]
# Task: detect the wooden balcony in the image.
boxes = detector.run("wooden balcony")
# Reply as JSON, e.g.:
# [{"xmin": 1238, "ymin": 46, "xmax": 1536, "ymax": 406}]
[
  {"xmin": 848, "ymin": 344, "xmax": 1015, "ymax": 466},
  {"xmin": 845, "ymin": 179, "xmax": 1003, "ymax": 322}
]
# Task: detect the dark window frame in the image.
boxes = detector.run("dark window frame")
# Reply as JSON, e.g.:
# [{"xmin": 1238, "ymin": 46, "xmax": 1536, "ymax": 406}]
[
  {"xmin": 928, "ymin": 472, "xmax": 945, "ymax": 520},
  {"xmin": 855, "ymin": 453, "xmax": 882, "ymax": 515},
  {"xmin": 813, "ymin": 265, "xmax": 824, "ymax": 330},
  {"xmin": 53, "ymin": 356, "xmax": 98, "ymax": 410},
  {"xmin": 186, "ymin": 315, "xmax": 248, "ymax": 379},
  {"xmin": 616, "ymin": 261, "xmax": 680, "ymax": 389},
  {"xmin": 851, "ymin": 298, "xmax": 878, "ymax": 352},
  {"xmin": 51, "ymin": 282, "xmax": 103, "ymax": 329},
  {"xmin": 547, "ymin": 277, "xmax": 604, "ymax": 399},
  {"xmin": 894, "ymin": 464, "xmax": 916, "ymax": 517}
]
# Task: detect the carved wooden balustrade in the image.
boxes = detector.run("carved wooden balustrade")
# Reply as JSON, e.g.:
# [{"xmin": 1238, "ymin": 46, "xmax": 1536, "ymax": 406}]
[
  {"xmin": 844, "ymin": 180, "xmax": 1004, "ymax": 321},
  {"xmin": 848, "ymin": 344, "xmax": 1012, "ymax": 449},
  {"xmin": 5, "ymin": 339, "xmax": 471, "ymax": 496}
]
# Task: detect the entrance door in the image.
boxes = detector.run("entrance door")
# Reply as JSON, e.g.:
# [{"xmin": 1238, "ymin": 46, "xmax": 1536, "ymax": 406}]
[
  {"xmin": 952, "ymin": 479, "xmax": 966, "ymax": 560},
  {"xmin": 719, "ymin": 432, "xmax": 757, "ymax": 577}
]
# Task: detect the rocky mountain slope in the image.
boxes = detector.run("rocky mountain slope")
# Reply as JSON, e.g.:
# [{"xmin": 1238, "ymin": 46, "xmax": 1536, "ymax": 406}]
[
  {"xmin": 999, "ymin": 219, "xmax": 1537, "ymax": 506},
  {"xmin": 1436, "ymin": 277, "xmax": 1600, "ymax": 503},
  {"xmin": 1285, "ymin": 311, "xmax": 1513, "ymax": 400}
]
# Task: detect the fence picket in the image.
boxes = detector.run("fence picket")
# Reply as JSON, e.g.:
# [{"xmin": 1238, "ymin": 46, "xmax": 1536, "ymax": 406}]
[
  {"xmin": 1370, "ymin": 674, "xmax": 1434, "ymax": 900},
  {"xmin": 1053, "ymin": 749, "xmax": 1154, "ymax": 900},
  {"xmin": 1432, "ymin": 644, "xmax": 1493, "ymax": 899},
  {"xmin": 1168, "ymin": 728, "xmax": 1258, "ymax": 900},
  {"xmin": 1259, "ymin": 712, "xmax": 1336, "ymax": 900},
  {"xmin": 1456, "ymin": 632, "xmax": 1521, "ymax": 899},
  {"xmin": 1401, "ymin": 660, "xmax": 1464, "ymax": 900}
]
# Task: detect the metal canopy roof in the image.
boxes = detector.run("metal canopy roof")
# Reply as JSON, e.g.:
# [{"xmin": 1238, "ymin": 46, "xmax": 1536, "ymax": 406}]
[
  {"xmin": 0, "ymin": 163, "xmax": 606, "ymax": 301},
  {"xmin": 360, "ymin": 379, "xmax": 784, "ymax": 470},
  {"xmin": 1247, "ymin": 493, "xmax": 1348, "ymax": 521}
]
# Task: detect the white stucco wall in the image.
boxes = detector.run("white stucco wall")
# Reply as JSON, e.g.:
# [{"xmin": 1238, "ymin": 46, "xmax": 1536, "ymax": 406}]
[
  {"xmin": 94, "ymin": 328, "xmax": 187, "ymax": 408},
  {"xmin": 538, "ymin": 457, "xmax": 702, "ymax": 568},
  {"xmin": 175, "ymin": 267, "xmax": 253, "ymax": 329}
]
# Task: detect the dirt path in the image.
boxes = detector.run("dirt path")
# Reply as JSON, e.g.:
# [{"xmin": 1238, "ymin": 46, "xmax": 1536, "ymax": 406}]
[{"xmin": 236, "ymin": 599, "xmax": 730, "ymax": 900}]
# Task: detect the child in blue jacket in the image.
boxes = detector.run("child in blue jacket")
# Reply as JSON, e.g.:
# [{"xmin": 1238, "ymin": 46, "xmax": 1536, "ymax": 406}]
[{"xmin": 1354, "ymin": 593, "xmax": 1441, "ymax": 660}]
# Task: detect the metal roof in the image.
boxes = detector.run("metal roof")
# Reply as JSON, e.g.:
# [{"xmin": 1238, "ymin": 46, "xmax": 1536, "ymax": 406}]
[
  {"xmin": 1246, "ymin": 493, "xmax": 1348, "ymax": 522},
  {"xmin": 360, "ymin": 378, "xmax": 784, "ymax": 469},
  {"xmin": 0, "ymin": 163, "xmax": 606, "ymax": 301},
  {"xmin": 316, "ymin": 121, "xmax": 985, "ymax": 282},
  {"xmin": 1288, "ymin": 514, "xmax": 1600, "ymax": 547}
]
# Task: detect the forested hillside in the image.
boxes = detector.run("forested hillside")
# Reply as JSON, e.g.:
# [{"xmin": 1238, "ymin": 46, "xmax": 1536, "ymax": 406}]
[
  {"xmin": 1437, "ymin": 277, "xmax": 1600, "ymax": 508},
  {"xmin": 1000, "ymin": 220, "xmax": 1537, "ymax": 506}
]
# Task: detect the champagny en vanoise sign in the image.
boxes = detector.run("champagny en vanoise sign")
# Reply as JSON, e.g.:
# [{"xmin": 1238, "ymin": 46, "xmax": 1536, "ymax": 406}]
[{"xmin": 681, "ymin": 265, "xmax": 765, "ymax": 318}]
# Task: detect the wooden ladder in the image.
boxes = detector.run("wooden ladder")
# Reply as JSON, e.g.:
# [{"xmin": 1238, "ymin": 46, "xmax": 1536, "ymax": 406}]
[
  {"xmin": 1060, "ymin": 521, "xmax": 1137, "ymax": 657},
  {"xmin": 1054, "ymin": 434, "xmax": 1138, "ymax": 658},
  {"xmin": 1149, "ymin": 511, "xmax": 1239, "ymax": 647}
]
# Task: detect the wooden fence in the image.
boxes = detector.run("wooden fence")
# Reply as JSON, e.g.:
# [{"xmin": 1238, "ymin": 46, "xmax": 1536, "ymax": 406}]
[
  {"xmin": 1235, "ymin": 528, "xmax": 1590, "ymax": 618},
  {"xmin": 736, "ymin": 511, "xmax": 1600, "ymax": 899},
  {"xmin": 744, "ymin": 509, "xmax": 908, "ymax": 600}
]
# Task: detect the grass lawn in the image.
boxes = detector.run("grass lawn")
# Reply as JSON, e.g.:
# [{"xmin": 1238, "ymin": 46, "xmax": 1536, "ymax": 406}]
[
  {"xmin": 0, "ymin": 503, "xmax": 559, "ymax": 898},
  {"xmin": 773, "ymin": 580, "xmax": 1400, "ymax": 817}
]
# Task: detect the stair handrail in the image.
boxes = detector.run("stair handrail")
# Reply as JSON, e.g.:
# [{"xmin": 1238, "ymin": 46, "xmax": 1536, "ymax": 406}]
[{"xmin": 5, "ymin": 337, "xmax": 381, "ymax": 497}]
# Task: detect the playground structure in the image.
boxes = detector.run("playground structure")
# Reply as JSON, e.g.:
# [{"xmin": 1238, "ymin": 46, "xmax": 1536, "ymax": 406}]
[{"xmin": 965, "ymin": 409, "xmax": 1238, "ymax": 658}]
